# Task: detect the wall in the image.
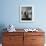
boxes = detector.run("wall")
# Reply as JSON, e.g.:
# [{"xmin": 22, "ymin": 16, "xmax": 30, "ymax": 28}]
[
  {"xmin": 0, "ymin": 0, "xmax": 46, "ymax": 29},
  {"xmin": 0, "ymin": 0, "xmax": 46, "ymax": 43}
]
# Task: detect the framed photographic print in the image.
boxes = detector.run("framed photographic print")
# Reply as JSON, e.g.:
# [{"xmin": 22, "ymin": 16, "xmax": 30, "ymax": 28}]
[{"xmin": 20, "ymin": 5, "xmax": 34, "ymax": 22}]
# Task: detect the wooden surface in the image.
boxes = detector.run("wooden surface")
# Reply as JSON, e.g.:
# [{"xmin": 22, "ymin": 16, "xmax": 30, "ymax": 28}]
[
  {"xmin": 2, "ymin": 29, "xmax": 45, "ymax": 46},
  {"xmin": 24, "ymin": 32, "xmax": 45, "ymax": 46},
  {"xmin": 3, "ymin": 32, "xmax": 24, "ymax": 46}
]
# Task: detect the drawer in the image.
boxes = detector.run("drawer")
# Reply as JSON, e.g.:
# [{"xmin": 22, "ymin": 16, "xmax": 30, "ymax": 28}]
[
  {"xmin": 3, "ymin": 43, "xmax": 23, "ymax": 46},
  {"xmin": 3, "ymin": 44, "xmax": 15, "ymax": 46},
  {"xmin": 32, "ymin": 44, "xmax": 44, "ymax": 46},
  {"xmin": 3, "ymin": 32, "xmax": 23, "ymax": 36},
  {"xmin": 24, "ymin": 32, "xmax": 44, "ymax": 36},
  {"xmin": 32, "ymin": 36, "xmax": 45, "ymax": 44}
]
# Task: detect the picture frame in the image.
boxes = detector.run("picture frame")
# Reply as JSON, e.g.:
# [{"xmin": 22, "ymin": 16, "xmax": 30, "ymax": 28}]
[{"xmin": 20, "ymin": 5, "xmax": 34, "ymax": 22}]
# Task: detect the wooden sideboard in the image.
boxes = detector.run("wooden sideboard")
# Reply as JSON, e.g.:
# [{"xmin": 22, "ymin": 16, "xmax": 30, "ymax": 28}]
[{"xmin": 2, "ymin": 29, "xmax": 45, "ymax": 46}]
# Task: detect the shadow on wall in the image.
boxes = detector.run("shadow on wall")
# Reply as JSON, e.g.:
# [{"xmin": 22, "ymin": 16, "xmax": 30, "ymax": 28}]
[{"xmin": 0, "ymin": 24, "xmax": 7, "ymax": 43}]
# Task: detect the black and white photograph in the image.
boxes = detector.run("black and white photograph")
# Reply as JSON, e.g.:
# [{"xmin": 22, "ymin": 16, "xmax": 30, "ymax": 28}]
[{"xmin": 20, "ymin": 5, "xmax": 34, "ymax": 22}]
